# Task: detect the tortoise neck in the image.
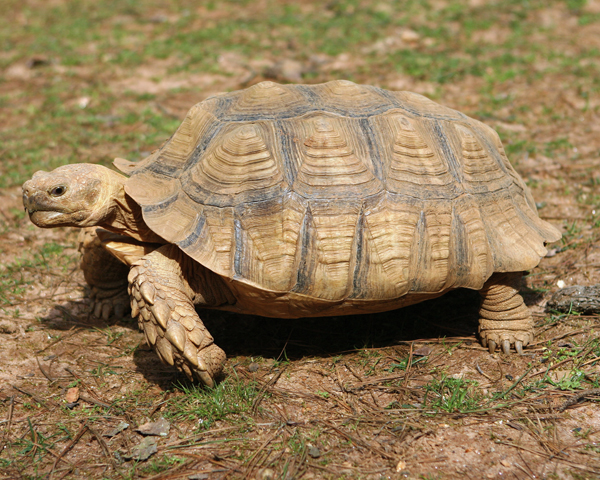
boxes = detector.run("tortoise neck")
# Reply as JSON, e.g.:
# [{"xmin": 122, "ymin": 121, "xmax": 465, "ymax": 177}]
[{"xmin": 100, "ymin": 176, "xmax": 164, "ymax": 243}]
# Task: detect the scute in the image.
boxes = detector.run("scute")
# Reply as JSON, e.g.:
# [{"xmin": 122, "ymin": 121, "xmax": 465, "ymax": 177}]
[
  {"xmin": 290, "ymin": 115, "xmax": 383, "ymax": 198},
  {"xmin": 220, "ymin": 81, "xmax": 310, "ymax": 120},
  {"xmin": 184, "ymin": 122, "xmax": 286, "ymax": 206},
  {"xmin": 308, "ymin": 80, "xmax": 392, "ymax": 116},
  {"xmin": 124, "ymin": 80, "xmax": 561, "ymax": 303}
]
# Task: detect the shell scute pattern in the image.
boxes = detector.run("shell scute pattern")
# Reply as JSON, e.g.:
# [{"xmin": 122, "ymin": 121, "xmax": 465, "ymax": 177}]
[
  {"xmin": 291, "ymin": 115, "xmax": 383, "ymax": 198},
  {"xmin": 309, "ymin": 80, "xmax": 393, "ymax": 117},
  {"xmin": 127, "ymin": 81, "xmax": 561, "ymax": 303},
  {"xmin": 370, "ymin": 112, "xmax": 459, "ymax": 199},
  {"xmin": 454, "ymin": 124, "xmax": 511, "ymax": 193},
  {"xmin": 186, "ymin": 122, "xmax": 286, "ymax": 204},
  {"xmin": 220, "ymin": 81, "xmax": 312, "ymax": 121}
]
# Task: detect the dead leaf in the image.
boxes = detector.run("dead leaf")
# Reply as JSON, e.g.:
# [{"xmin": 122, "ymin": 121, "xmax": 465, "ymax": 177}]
[{"xmin": 65, "ymin": 387, "xmax": 79, "ymax": 403}]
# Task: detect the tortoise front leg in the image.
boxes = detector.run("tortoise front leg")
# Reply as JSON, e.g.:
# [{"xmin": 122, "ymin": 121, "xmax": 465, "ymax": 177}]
[
  {"xmin": 128, "ymin": 245, "xmax": 226, "ymax": 386},
  {"xmin": 78, "ymin": 228, "xmax": 130, "ymax": 319},
  {"xmin": 478, "ymin": 272, "xmax": 534, "ymax": 355}
]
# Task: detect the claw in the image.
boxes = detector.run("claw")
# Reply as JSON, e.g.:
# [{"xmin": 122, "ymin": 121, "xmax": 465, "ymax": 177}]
[
  {"xmin": 94, "ymin": 301, "xmax": 103, "ymax": 318},
  {"xmin": 515, "ymin": 340, "xmax": 523, "ymax": 355},
  {"xmin": 114, "ymin": 303, "xmax": 125, "ymax": 319},
  {"xmin": 502, "ymin": 339, "xmax": 511, "ymax": 355},
  {"xmin": 195, "ymin": 370, "xmax": 214, "ymax": 388},
  {"xmin": 101, "ymin": 302, "xmax": 111, "ymax": 320},
  {"xmin": 488, "ymin": 340, "xmax": 497, "ymax": 354}
]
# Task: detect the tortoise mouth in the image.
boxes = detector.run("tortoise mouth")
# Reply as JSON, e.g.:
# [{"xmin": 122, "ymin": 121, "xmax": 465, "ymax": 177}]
[
  {"xmin": 28, "ymin": 210, "xmax": 64, "ymax": 226},
  {"xmin": 23, "ymin": 191, "xmax": 85, "ymax": 227}
]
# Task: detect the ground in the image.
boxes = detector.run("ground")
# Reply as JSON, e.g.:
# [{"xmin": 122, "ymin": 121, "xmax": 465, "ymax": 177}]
[{"xmin": 1, "ymin": 0, "xmax": 600, "ymax": 479}]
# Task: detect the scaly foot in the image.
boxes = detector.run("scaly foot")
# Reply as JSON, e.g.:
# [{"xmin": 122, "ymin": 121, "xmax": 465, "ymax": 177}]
[{"xmin": 127, "ymin": 248, "xmax": 226, "ymax": 386}]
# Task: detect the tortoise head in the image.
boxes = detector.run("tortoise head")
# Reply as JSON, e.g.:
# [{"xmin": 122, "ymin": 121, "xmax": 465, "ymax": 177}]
[{"xmin": 22, "ymin": 163, "xmax": 127, "ymax": 228}]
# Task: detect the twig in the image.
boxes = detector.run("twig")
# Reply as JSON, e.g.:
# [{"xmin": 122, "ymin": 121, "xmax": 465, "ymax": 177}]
[
  {"xmin": 49, "ymin": 422, "xmax": 89, "ymax": 480},
  {"xmin": 87, "ymin": 425, "xmax": 119, "ymax": 472},
  {"xmin": 514, "ymin": 460, "xmax": 536, "ymax": 479},
  {"xmin": 496, "ymin": 440, "xmax": 600, "ymax": 474},
  {"xmin": 251, "ymin": 368, "xmax": 284, "ymax": 414},
  {"xmin": 495, "ymin": 366, "xmax": 534, "ymax": 400},
  {"xmin": 343, "ymin": 362, "xmax": 363, "ymax": 382},
  {"xmin": 579, "ymin": 356, "xmax": 600, "ymax": 368},
  {"xmin": 149, "ymin": 400, "xmax": 168, "ymax": 417},
  {"xmin": 530, "ymin": 328, "xmax": 592, "ymax": 347},
  {"xmin": 142, "ymin": 460, "xmax": 198, "ymax": 480},
  {"xmin": 11, "ymin": 385, "xmax": 55, "ymax": 410},
  {"xmin": 0, "ymin": 395, "xmax": 15, "ymax": 454},
  {"xmin": 325, "ymin": 422, "xmax": 394, "ymax": 460},
  {"xmin": 242, "ymin": 427, "xmax": 283, "ymax": 479},
  {"xmin": 529, "ymin": 356, "xmax": 578, "ymax": 379},
  {"xmin": 403, "ymin": 343, "xmax": 414, "ymax": 388},
  {"xmin": 475, "ymin": 362, "xmax": 493, "ymax": 381},
  {"xmin": 5, "ymin": 395, "xmax": 14, "ymax": 438},
  {"xmin": 64, "ymin": 367, "xmax": 111, "ymax": 406},
  {"xmin": 36, "ymin": 357, "xmax": 56, "ymax": 383},
  {"xmin": 36, "ymin": 326, "xmax": 81, "ymax": 354},
  {"xmin": 48, "ymin": 263, "xmax": 80, "ymax": 302},
  {"xmin": 558, "ymin": 388, "xmax": 600, "ymax": 412},
  {"xmin": 79, "ymin": 395, "xmax": 112, "ymax": 409}
]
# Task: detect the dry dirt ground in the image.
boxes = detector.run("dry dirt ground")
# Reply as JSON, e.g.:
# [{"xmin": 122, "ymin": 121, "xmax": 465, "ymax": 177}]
[{"xmin": 1, "ymin": 1, "xmax": 600, "ymax": 479}]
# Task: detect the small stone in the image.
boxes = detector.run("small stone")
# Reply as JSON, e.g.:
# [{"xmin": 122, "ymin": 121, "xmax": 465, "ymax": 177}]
[
  {"xmin": 103, "ymin": 421, "xmax": 129, "ymax": 438},
  {"xmin": 259, "ymin": 468, "xmax": 275, "ymax": 480},
  {"xmin": 400, "ymin": 29, "xmax": 420, "ymax": 43},
  {"xmin": 136, "ymin": 417, "xmax": 170, "ymax": 437},
  {"xmin": 308, "ymin": 446, "xmax": 321, "ymax": 458},
  {"xmin": 413, "ymin": 345, "xmax": 432, "ymax": 356},
  {"xmin": 126, "ymin": 437, "xmax": 157, "ymax": 461}
]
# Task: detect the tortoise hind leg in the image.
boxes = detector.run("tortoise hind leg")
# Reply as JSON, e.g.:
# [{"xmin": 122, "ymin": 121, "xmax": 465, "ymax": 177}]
[
  {"xmin": 128, "ymin": 245, "xmax": 226, "ymax": 386},
  {"xmin": 478, "ymin": 272, "xmax": 534, "ymax": 355}
]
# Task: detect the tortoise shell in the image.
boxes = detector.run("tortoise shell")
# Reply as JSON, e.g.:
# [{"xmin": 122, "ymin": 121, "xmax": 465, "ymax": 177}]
[{"xmin": 124, "ymin": 80, "xmax": 560, "ymax": 314}]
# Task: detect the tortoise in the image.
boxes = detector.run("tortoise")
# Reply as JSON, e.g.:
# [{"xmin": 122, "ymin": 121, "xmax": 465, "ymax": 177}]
[{"xmin": 22, "ymin": 80, "xmax": 561, "ymax": 386}]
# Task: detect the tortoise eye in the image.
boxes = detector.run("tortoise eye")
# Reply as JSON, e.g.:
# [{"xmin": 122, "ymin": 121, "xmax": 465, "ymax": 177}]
[{"xmin": 50, "ymin": 185, "xmax": 67, "ymax": 197}]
